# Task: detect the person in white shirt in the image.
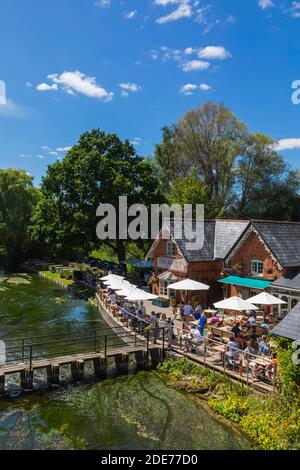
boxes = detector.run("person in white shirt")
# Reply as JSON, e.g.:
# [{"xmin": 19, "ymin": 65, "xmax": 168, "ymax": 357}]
[{"xmin": 109, "ymin": 292, "xmax": 117, "ymax": 304}]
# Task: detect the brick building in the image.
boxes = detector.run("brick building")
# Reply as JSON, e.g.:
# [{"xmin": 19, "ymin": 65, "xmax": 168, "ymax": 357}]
[{"xmin": 147, "ymin": 219, "xmax": 300, "ymax": 313}]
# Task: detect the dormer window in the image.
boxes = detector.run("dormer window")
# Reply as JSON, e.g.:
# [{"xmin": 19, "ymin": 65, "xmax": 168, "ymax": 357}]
[
  {"xmin": 167, "ymin": 240, "xmax": 176, "ymax": 257},
  {"xmin": 251, "ymin": 260, "xmax": 263, "ymax": 276}
]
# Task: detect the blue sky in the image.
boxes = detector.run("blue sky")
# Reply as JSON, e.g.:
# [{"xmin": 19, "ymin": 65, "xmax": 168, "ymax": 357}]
[{"xmin": 0, "ymin": 0, "xmax": 300, "ymax": 184}]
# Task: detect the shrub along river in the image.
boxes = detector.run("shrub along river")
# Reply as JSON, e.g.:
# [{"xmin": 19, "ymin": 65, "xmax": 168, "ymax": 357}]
[{"xmin": 0, "ymin": 271, "xmax": 252, "ymax": 450}]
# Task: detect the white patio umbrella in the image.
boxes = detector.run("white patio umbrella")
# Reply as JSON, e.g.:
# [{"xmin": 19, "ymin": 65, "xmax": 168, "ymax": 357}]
[
  {"xmin": 167, "ymin": 279, "xmax": 210, "ymax": 291},
  {"xmin": 115, "ymin": 285, "xmax": 138, "ymax": 296},
  {"xmin": 246, "ymin": 292, "xmax": 287, "ymax": 306},
  {"xmin": 125, "ymin": 290, "xmax": 158, "ymax": 301},
  {"xmin": 214, "ymin": 296, "xmax": 258, "ymax": 312},
  {"xmin": 106, "ymin": 280, "xmax": 131, "ymax": 290},
  {"xmin": 100, "ymin": 274, "xmax": 124, "ymax": 281}
]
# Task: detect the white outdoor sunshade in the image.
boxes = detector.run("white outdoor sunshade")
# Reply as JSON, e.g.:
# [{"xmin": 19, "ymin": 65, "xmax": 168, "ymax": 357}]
[
  {"xmin": 115, "ymin": 285, "xmax": 138, "ymax": 296},
  {"xmin": 246, "ymin": 292, "xmax": 287, "ymax": 305},
  {"xmin": 214, "ymin": 296, "xmax": 258, "ymax": 312},
  {"xmin": 100, "ymin": 274, "xmax": 124, "ymax": 281},
  {"xmin": 167, "ymin": 279, "xmax": 210, "ymax": 291},
  {"xmin": 125, "ymin": 290, "xmax": 158, "ymax": 301}
]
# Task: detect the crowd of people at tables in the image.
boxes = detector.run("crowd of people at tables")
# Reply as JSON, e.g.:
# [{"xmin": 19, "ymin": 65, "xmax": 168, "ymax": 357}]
[{"xmin": 104, "ymin": 289, "xmax": 277, "ymax": 381}]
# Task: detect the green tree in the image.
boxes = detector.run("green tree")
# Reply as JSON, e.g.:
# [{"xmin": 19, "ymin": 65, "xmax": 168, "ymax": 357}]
[
  {"xmin": 166, "ymin": 172, "xmax": 217, "ymax": 217},
  {"xmin": 155, "ymin": 102, "xmax": 300, "ymax": 220},
  {"xmin": 0, "ymin": 169, "xmax": 39, "ymax": 263},
  {"xmin": 31, "ymin": 129, "xmax": 163, "ymax": 261}
]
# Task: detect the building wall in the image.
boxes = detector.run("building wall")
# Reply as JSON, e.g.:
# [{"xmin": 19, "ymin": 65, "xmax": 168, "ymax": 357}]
[
  {"xmin": 150, "ymin": 238, "xmax": 224, "ymax": 305},
  {"xmin": 231, "ymin": 231, "xmax": 283, "ymax": 279},
  {"xmin": 226, "ymin": 231, "xmax": 284, "ymax": 298}
]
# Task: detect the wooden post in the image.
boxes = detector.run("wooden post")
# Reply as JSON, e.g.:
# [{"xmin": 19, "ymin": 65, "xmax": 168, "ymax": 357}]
[
  {"xmin": 20, "ymin": 369, "xmax": 33, "ymax": 389},
  {"xmin": 135, "ymin": 350, "xmax": 148, "ymax": 370},
  {"xmin": 71, "ymin": 362, "xmax": 79, "ymax": 381},
  {"xmin": 150, "ymin": 348, "xmax": 161, "ymax": 368},
  {"xmin": 114, "ymin": 353, "xmax": 129, "ymax": 375},
  {"xmin": 0, "ymin": 372, "xmax": 5, "ymax": 394},
  {"xmin": 93, "ymin": 357, "xmax": 107, "ymax": 379},
  {"xmin": 77, "ymin": 360, "xmax": 85, "ymax": 381},
  {"xmin": 20, "ymin": 369, "xmax": 27, "ymax": 389},
  {"xmin": 51, "ymin": 364, "xmax": 60, "ymax": 384}
]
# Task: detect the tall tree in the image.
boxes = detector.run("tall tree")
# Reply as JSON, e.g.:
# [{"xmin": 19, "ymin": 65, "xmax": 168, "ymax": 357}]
[
  {"xmin": 0, "ymin": 169, "xmax": 39, "ymax": 263},
  {"xmin": 31, "ymin": 129, "xmax": 163, "ymax": 261},
  {"xmin": 155, "ymin": 102, "xmax": 300, "ymax": 220}
]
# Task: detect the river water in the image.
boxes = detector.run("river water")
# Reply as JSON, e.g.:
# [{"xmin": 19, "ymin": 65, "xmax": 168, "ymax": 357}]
[{"xmin": 0, "ymin": 272, "xmax": 252, "ymax": 450}]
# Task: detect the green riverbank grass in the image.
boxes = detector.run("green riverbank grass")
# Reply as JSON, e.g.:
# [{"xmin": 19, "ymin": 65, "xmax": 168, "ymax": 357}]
[
  {"xmin": 158, "ymin": 343, "xmax": 300, "ymax": 450},
  {"xmin": 39, "ymin": 271, "xmax": 95, "ymax": 299}
]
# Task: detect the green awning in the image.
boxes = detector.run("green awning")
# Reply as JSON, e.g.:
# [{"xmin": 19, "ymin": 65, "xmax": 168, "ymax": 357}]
[{"xmin": 218, "ymin": 275, "xmax": 271, "ymax": 290}]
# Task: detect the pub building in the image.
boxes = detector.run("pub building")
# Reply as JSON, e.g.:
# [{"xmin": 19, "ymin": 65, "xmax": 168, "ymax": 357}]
[{"xmin": 147, "ymin": 219, "xmax": 300, "ymax": 317}]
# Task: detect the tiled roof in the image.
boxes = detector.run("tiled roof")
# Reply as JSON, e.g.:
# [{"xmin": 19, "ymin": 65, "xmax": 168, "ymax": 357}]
[
  {"xmin": 253, "ymin": 221, "xmax": 300, "ymax": 268},
  {"xmin": 272, "ymin": 302, "xmax": 300, "ymax": 341},
  {"xmin": 272, "ymin": 270, "xmax": 300, "ymax": 290},
  {"xmin": 167, "ymin": 219, "xmax": 249, "ymax": 262}
]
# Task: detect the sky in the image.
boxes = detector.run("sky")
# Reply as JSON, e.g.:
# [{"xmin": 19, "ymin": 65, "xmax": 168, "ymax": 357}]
[{"xmin": 0, "ymin": 0, "xmax": 300, "ymax": 184}]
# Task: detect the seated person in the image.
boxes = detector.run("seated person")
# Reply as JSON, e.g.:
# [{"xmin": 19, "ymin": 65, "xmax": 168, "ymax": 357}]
[
  {"xmin": 248, "ymin": 314, "xmax": 256, "ymax": 325},
  {"xmin": 183, "ymin": 303, "xmax": 194, "ymax": 319},
  {"xmin": 193, "ymin": 305, "xmax": 202, "ymax": 321},
  {"xmin": 258, "ymin": 335, "xmax": 270, "ymax": 356},
  {"xmin": 231, "ymin": 321, "xmax": 241, "ymax": 336},
  {"xmin": 266, "ymin": 352, "xmax": 278, "ymax": 380},
  {"xmin": 244, "ymin": 340, "xmax": 256, "ymax": 361},
  {"xmin": 210, "ymin": 314, "xmax": 221, "ymax": 326},
  {"xmin": 190, "ymin": 325, "xmax": 204, "ymax": 344},
  {"xmin": 261, "ymin": 317, "xmax": 271, "ymax": 331},
  {"xmin": 226, "ymin": 336, "xmax": 240, "ymax": 361}
]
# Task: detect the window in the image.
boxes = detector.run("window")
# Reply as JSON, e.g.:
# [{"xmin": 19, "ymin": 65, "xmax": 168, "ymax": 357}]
[
  {"xmin": 224, "ymin": 259, "xmax": 232, "ymax": 270},
  {"xmin": 159, "ymin": 280, "xmax": 170, "ymax": 296},
  {"xmin": 251, "ymin": 260, "xmax": 263, "ymax": 275},
  {"xmin": 167, "ymin": 241, "xmax": 176, "ymax": 257}
]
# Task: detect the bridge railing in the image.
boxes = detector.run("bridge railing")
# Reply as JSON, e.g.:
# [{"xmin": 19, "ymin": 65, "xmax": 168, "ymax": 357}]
[{"xmin": 0, "ymin": 324, "xmax": 167, "ymax": 370}]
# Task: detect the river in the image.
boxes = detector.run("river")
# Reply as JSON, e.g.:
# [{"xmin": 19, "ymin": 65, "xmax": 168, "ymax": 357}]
[{"xmin": 0, "ymin": 272, "xmax": 252, "ymax": 450}]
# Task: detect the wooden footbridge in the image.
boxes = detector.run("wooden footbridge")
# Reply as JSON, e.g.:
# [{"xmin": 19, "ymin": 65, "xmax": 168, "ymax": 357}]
[{"xmin": 0, "ymin": 324, "xmax": 167, "ymax": 395}]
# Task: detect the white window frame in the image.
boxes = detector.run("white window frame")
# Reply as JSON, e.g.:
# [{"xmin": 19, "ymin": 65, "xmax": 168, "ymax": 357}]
[
  {"xmin": 167, "ymin": 240, "xmax": 176, "ymax": 257},
  {"xmin": 251, "ymin": 259, "xmax": 263, "ymax": 276}
]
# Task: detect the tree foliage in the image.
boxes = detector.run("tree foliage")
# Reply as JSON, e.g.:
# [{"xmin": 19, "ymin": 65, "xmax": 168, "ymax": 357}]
[
  {"xmin": 0, "ymin": 169, "xmax": 39, "ymax": 262},
  {"xmin": 31, "ymin": 129, "xmax": 163, "ymax": 261},
  {"xmin": 155, "ymin": 102, "xmax": 300, "ymax": 220}
]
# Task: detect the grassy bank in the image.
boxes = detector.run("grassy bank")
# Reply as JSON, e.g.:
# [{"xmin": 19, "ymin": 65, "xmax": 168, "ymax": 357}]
[
  {"xmin": 158, "ymin": 341, "xmax": 300, "ymax": 450},
  {"xmin": 39, "ymin": 271, "xmax": 95, "ymax": 300}
]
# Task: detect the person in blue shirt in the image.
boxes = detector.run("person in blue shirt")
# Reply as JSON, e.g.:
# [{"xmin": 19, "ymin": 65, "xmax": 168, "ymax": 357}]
[{"xmin": 198, "ymin": 313, "xmax": 207, "ymax": 335}]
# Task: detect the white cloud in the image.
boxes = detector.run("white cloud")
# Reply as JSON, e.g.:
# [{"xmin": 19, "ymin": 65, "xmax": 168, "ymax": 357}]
[
  {"xmin": 36, "ymin": 155, "xmax": 45, "ymax": 159},
  {"xmin": 181, "ymin": 59, "xmax": 210, "ymax": 72},
  {"xmin": 130, "ymin": 137, "xmax": 142, "ymax": 145},
  {"xmin": 25, "ymin": 81, "xmax": 32, "ymax": 88},
  {"xmin": 184, "ymin": 47, "xmax": 194, "ymax": 55},
  {"xmin": 95, "ymin": 0, "xmax": 110, "ymax": 8},
  {"xmin": 154, "ymin": 0, "xmax": 187, "ymax": 5},
  {"xmin": 0, "ymin": 99, "xmax": 32, "ymax": 119},
  {"xmin": 119, "ymin": 82, "xmax": 141, "ymax": 96},
  {"xmin": 199, "ymin": 83, "xmax": 211, "ymax": 91},
  {"xmin": 36, "ymin": 83, "xmax": 58, "ymax": 92},
  {"xmin": 56, "ymin": 146, "xmax": 72, "ymax": 152},
  {"xmin": 48, "ymin": 151, "xmax": 59, "ymax": 156},
  {"xmin": 156, "ymin": 3, "xmax": 193, "ymax": 24},
  {"xmin": 285, "ymin": 2, "xmax": 300, "ymax": 17},
  {"xmin": 258, "ymin": 0, "xmax": 274, "ymax": 9},
  {"xmin": 180, "ymin": 83, "xmax": 198, "ymax": 95},
  {"xmin": 198, "ymin": 46, "xmax": 231, "ymax": 60},
  {"xmin": 274, "ymin": 138, "xmax": 300, "ymax": 151},
  {"xmin": 125, "ymin": 10, "xmax": 137, "ymax": 19},
  {"xmin": 38, "ymin": 71, "xmax": 114, "ymax": 102}
]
